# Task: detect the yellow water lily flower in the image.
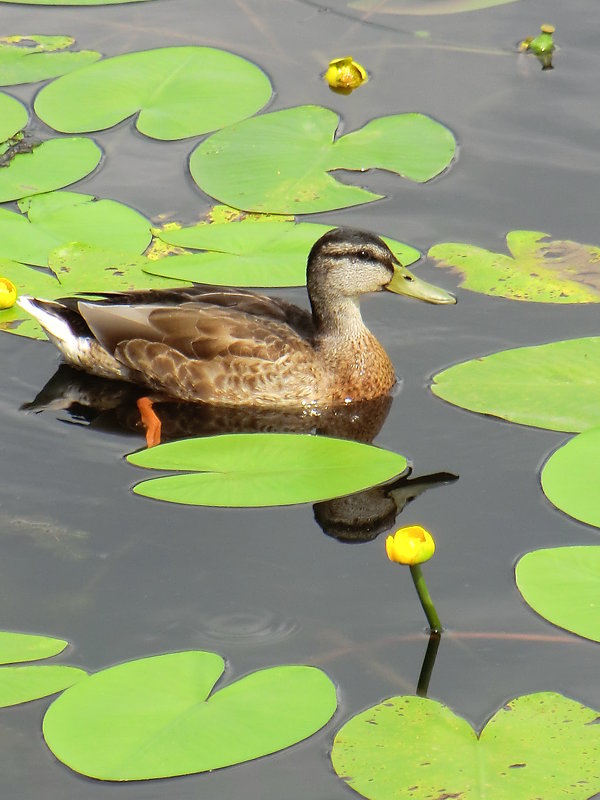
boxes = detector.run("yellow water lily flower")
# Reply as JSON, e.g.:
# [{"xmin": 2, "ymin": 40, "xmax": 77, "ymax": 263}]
[
  {"xmin": 324, "ymin": 57, "xmax": 368, "ymax": 94},
  {"xmin": 0, "ymin": 278, "xmax": 17, "ymax": 309},
  {"xmin": 385, "ymin": 525, "xmax": 435, "ymax": 566}
]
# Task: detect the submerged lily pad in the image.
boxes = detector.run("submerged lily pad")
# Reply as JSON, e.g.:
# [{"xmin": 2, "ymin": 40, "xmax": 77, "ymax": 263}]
[
  {"xmin": 127, "ymin": 434, "xmax": 408, "ymax": 507},
  {"xmin": 0, "ymin": 137, "xmax": 101, "ymax": 202},
  {"xmin": 541, "ymin": 428, "xmax": 600, "ymax": 527},
  {"xmin": 0, "ymin": 35, "xmax": 101, "ymax": 85},
  {"xmin": 429, "ymin": 231, "xmax": 600, "ymax": 303},
  {"xmin": 347, "ymin": 0, "xmax": 520, "ymax": 13},
  {"xmin": 0, "ymin": 666, "xmax": 87, "ymax": 707},
  {"xmin": 516, "ymin": 547, "xmax": 600, "ymax": 642},
  {"xmin": 35, "ymin": 47, "xmax": 272, "ymax": 140},
  {"xmin": 147, "ymin": 220, "xmax": 420, "ymax": 287},
  {"xmin": 332, "ymin": 692, "xmax": 600, "ymax": 800},
  {"xmin": 0, "ymin": 631, "xmax": 67, "ymax": 664},
  {"xmin": 43, "ymin": 650, "xmax": 337, "ymax": 780},
  {"xmin": 431, "ymin": 338, "xmax": 600, "ymax": 432},
  {"xmin": 190, "ymin": 105, "xmax": 456, "ymax": 213},
  {"xmin": 0, "ymin": 92, "xmax": 28, "ymax": 142}
]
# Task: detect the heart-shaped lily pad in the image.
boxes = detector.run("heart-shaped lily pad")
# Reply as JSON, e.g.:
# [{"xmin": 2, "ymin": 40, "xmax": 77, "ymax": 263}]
[
  {"xmin": 0, "ymin": 92, "xmax": 28, "ymax": 142},
  {"xmin": 35, "ymin": 47, "xmax": 272, "ymax": 140},
  {"xmin": 0, "ymin": 35, "xmax": 101, "ymax": 85},
  {"xmin": 43, "ymin": 650, "xmax": 337, "ymax": 780},
  {"xmin": 516, "ymin": 547, "xmax": 600, "ymax": 642},
  {"xmin": 332, "ymin": 692, "xmax": 600, "ymax": 799},
  {"xmin": 429, "ymin": 231, "xmax": 600, "ymax": 303},
  {"xmin": 127, "ymin": 433, "xmax": 408, "ymax": 507},
  {"xmin": 189, "ymin": 105, "xmax": 456, "ymax": 214},
  {"xmin": 541, "ymin": 428, "xmax": 600, "ymax": 527},
  {"xmin": 431, "ymin": 338, "xmax": 600, "ymax": 432},
  {"xmin": 0, "ymin": 137, "xmax": 101, "ymax": 202},
  {"xmin": 147, "ymin": 220, "xmax": 420, "ymax": 287}
]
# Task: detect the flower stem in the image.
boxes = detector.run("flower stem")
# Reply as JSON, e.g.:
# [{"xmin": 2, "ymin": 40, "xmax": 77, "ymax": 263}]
[{"xmin": 410, "ymin": 564, "xmax": 442, "ymax": 634}]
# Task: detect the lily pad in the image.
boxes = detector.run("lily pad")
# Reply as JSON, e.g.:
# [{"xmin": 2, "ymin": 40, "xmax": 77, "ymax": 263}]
[
  {"xmin": 0, "ymin": 35, "xmax": 101, "ymax": 85},
  {"xmin": 0, "ymin": 137, "xmax": 101, "ymax": 202},
  {"xmin": 43, "ymin": 650, "xmax": 337, "ymax": 780},
  {"xmin": 189, "ymin": 105, "xmax": 456, "ymax": 214},
  {"xmin": 0, "ymin": 92, "xmax": 28, "ymax": 142},
  {"xmin": 146, "ymin": 220, "xmax": 420, "ymax": 287},
  {"xmin": 1, "ymin": 0, "xmax": 149, "ymax": 3},
  {"xmin": 35, "ymin": 47, "xmax": 272, "ymax": 140},
  {"xmin": 541, "ymin": 428, "xmax": 600, "ymax": 527},
  {"xmin": 431, "ymin": 338, "xmax": 600, "ymax": 432},
  {"xmin": 516, "ymin": 547, "xmax": 600, "ymax": 642},
  {"xmin": 429, "ymin": 231, "xmax": 600, "ymax": 303},
  {"xmin": 332, "ymin": 692, "xmax": 600, "ymax": 800},
  {"xmin": 0, "ymin": 191, "xmax": 151, "ymax": 267},
  {"xmin": 0, "ymin": 631, "xmax": 67, "ymax": 664},
  {"xmin": 127, "ymin": 433, "xmax": 408, "ymax": 507},
  {"xmin": 347, "ymin": 0, "xmax": 521, "ymax": 13},
  {"xmin": 0, "ymin": 666, "xmax": 87, "ymax": 707}
]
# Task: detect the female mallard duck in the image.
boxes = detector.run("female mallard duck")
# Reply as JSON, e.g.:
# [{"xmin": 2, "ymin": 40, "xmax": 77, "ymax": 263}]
[{"xmin": 18, "ymin": 227, "xmax": 455, "ymax": 407}]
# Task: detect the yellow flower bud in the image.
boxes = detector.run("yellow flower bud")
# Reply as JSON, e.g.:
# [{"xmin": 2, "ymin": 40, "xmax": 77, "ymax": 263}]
[
  {"xmin": 0, "ymin": 278, "xmax": 17, "ymax": 309},
  {"xmin": 324, "ymin": 57, "xmax": 368, "ymax": 94},
  {"xmin": 385, "ymin": 525, "xmax": 435, "ymax": 566}
]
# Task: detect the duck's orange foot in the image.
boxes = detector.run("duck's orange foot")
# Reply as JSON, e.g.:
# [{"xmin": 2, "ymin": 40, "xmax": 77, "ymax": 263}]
[{"xmin": 137, "ymin": 396, "xmax": 162, "ymax": 448}]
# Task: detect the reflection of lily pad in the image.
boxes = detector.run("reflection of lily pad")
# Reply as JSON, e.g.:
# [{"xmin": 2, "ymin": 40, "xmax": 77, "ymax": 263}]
[
  {"xmin": 147, "ymin": 220, "xmax": 420, "ymax": 287},
  {"xmin": 0, "ymin": 35, "xmax": 100, "ymax": 85},
  {"xmin": 431, "ymin": 338, "xmax": 600, "ymax": 432},
  {"xmin": 516, "ymin": 547, "xmax": 600, "ymax": 642},
  {"xmin": 332, "ymin": 692, "xmax": 600, "ymax": 800},
  {"xmin": 348, "ymin": 0, "xmax": 520, "ymax": 13},
  {"xmin": 0, "ymin": 92, "xmax": 28, "ymax": 142},
  {"xmin": 127, "ymin": 433, "xmax": 408, "ymax": 507},
  {"xmin": 190, "ymin": 105, "xmax": 456, "ymax": 214},
  {"xmin": 429, "ymin": 231, "xmax": 600, "ymax": 303},
  {"xmin": 541, "ymin": 428, "xmax": 600, "ymax": 527},
  {"xmin": 43, "ymin": 651, "xmax": 337, "ymax": 780},
  {"xmin": 35, "ymin": 47, "xmax": 272, "ymax": 140},
  {"xmin": 0, "ymin": 137, "xmax": 101, "ymax": 202}
]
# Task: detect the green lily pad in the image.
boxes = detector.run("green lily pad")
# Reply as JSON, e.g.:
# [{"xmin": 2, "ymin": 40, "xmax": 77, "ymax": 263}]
[
  {"xmin": 332, "ymin": 692, "xmax": 600, "ymax": 800},
  {"xmin": 0, "ymin": 137, "xmax": 101, "ymax": 202},
  {"xmin": 0, "ymin": 35, "xmax": 101, "ymax": 85},
  {"xmin": 0, "ymin": 92, "xmax": 28, "ymax": 142},
  {"xmin": 189, "ymin": 105, "xmax": 456, "ymax": 214},
  {"xmin": 0, "ymin": 191, "xmax": 151, "ymax": 267},
  {"xmin": 1, "ymin": 0, "xmax": 149, "ymax": 3},
  {"xmin": 429, "ymin": 231, "xmax": 600, "ymax": 303},
  {"xmin": 35, "ymin": 47, "xmax": 272, "ymax": 140},
  {"xmin": 127, "ymin": 433, "xmax": 408, "ymax": 507},
  {"xmin": 541, "ymin": 428, "xmax": 600, "ymax": 527},
  {"xmin": 43, "ymin": 651, "xmax": 337, "ymax": 780},
  {"xmin": 0, "ymin": 666, "xmax": 87, "ymax": 707},
  {"xmin": 146, "ymin": 220, "xmax": 420, "ymax": 287},
  {"xmin": 347, "ymin": 0, "xmax": 520, "ymax": 13},
  {"xmin": 431, "ymin": 338, "xmax": 600, "ymax": 432},
  {"xmin": 516, "ymin": 547, "xmax": 600, "ymax": 642},
  {"xmin": 0, "ymin": 631, "xmax": 67, "ymax": 664}
]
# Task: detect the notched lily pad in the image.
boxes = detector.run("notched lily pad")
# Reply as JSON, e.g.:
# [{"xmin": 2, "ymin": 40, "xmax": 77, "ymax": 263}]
[
  {"xmin": 429, "ymin": 231, "xmax": 600, "ymax": 302},
  {"xmin": 43, "ymin": 650, "xmax": 337, "ymax": 780},
  {"xmin": 190, "ymin": 105, "xmax": 456, "ymax": 214},
  {"xmin": 0, "ymin": 35, "xmax": 101, "ymax": 85},
  {"xmin": 127, "ymin": 433, "xmax": 409, "ymax": 507},
  {"xmin": 516, "ymin": 546, "xmax": 600, "ymax": 642},
  {"xmin": 35, "ymin": 47, "xmax": 272, "ymax": 140},
  {"xmin": 431, "ymin": 337, "xmax": 600, "ymax": 432},
  {"xmin": 146, "ymin": 220, "xmax": 420, "ymax": 287},
  {"xmin": 332, "ymin": 692, "xmax": 600, "ymax": 800}
]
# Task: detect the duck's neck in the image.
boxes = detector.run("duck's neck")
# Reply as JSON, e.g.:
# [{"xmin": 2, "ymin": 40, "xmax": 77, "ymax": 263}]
[{"xmin": 311, "ymin": 295, "xmax": 366, "ymax": 339}]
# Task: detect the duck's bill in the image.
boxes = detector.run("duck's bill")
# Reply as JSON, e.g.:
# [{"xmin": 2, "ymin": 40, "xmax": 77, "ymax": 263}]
[{"xmin": 386, "ymin": 264, "xmax": 456, "ymax": 304}]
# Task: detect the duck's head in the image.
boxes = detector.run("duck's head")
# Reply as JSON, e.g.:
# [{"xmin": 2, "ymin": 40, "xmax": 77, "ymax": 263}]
[{"xmin": 307, "ymin": 227, "xmax": 456, "ymax": 305}]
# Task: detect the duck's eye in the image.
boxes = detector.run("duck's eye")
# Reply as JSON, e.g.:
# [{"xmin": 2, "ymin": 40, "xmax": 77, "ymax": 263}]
[{"xmin": 358, "ymin": 249, "xmax": 370, "ymax": 261}]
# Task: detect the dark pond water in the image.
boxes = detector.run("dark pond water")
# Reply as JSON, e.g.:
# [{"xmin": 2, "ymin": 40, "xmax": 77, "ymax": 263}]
[{"xmin": 2, "ymin": 0, "xmax": 600, "ymax": 796}]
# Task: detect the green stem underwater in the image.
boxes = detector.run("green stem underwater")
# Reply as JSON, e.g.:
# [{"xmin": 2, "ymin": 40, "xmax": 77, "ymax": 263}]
[{"xmin": 410, "ymin": 564, "xmax": 442, "ymax": 634}]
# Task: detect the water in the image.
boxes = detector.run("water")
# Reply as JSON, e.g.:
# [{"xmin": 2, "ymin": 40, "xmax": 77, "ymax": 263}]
[{"xmin": 1, "ymin": 0, "xmax": 600, "ymax": 796}]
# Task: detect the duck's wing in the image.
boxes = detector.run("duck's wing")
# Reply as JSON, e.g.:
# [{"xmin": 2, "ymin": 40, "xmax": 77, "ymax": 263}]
[{"xmin": 78, "ymin": 301, "xmax": 320, "ymax": 404}]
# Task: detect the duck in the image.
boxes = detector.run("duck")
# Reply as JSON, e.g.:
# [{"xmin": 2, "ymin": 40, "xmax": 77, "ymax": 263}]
[{"xmin": 18, "ymin": 227, "xmax": 455, "ymax": 409}]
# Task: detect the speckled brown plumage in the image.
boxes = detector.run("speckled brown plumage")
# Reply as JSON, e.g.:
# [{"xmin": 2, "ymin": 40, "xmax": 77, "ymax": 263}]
[{"xmin": 18, "ymin": 227, "xmax": 455, "ymax": 407}]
